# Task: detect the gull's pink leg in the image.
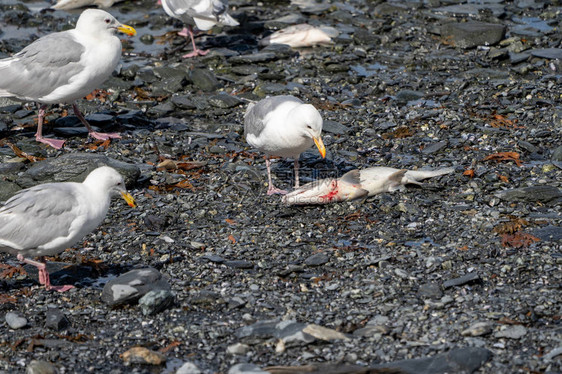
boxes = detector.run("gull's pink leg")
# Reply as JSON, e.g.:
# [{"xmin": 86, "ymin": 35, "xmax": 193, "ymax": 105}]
[
  {"xmin": 294, "ymin": 159, "xmax": 300, "ymax": 189},
  {"xmin": 265, "ymin": 157, "xmax": 287, "ymax": 195},
  {"xmin": 35, "ymin": 105, "xmax": 66, "ymax": 149},
  {"xmin": 177, "ymin": 27, "xmax": 189, "ymax": 37},
  {"xmin": 182, "ymin": 25, "xmax": 209, "ymax": 58},
  {"xmin": 17, "ymin": 254, "xmax": 74, "ymax": 292},
  {"xmin": 72, "ymin": 103, "xmax": 121, "ymax": 141}
]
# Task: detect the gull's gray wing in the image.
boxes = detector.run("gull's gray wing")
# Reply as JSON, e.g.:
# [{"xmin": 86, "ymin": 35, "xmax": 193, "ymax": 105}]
[
  {"xmin": 0, "ymin": 183, "xmax": 82, "ymax": 254},
  {"xmin": 244, "ymin": 95, "xmax": 303, "ymax": 139},
  {"xmin": 162, "ymin": 0, "xmax": 207, "ymax": 21},
  {"xmin": 0, "ymin": 32, "xmax": 85, "ymax": 101}
]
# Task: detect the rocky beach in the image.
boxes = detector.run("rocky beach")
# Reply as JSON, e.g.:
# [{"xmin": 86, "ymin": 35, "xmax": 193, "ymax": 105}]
[{"xmin": 0, "ymin": 0, "xmax": 561, "ymax": 373}]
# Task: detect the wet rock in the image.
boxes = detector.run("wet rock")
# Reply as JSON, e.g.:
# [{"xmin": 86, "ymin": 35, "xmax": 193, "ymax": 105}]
[
  {"xmin": 26, "ymin": 360, "xmax": 58, "ymax": 374},
  {"xmin": 418, "ymin": 282, "xmax": 443, "ymax": 299},
  {"xmin": 171, "ymin": 95, "xmax": 197, "ymax": 110},
  {"xmin": 304, "ymin": 252, "xmax": 329, "ymax": 266},
  {"xmin": 16, "ymin": 153, "xmax": 140, "ymax": 189},
  {"xmin": 551, "ymin": 145, "xmax": 562, "ymax": 169},
  {"xmin": 495, "ymin": 325, "xmax": 527, "ymax": 339},
  {"xmin": 5, "ymin": 312, "xmax": 27, "ymax": 329},
  {"xmin": 0, "ymin": 179, "xmax": 21, "ymax": 202},
  {"xmin": 530, "ymin": 226, "xmax": 562, "ymax": 242},
  {"xmin": 462, "ymin": 322, "xmax": 494, "ymax": 337},
  {"xmin": 228, "ymin": 363, "xmax": 268, "ymax": 374},
  {"xmin": 322, "ymin": 120, "xmax": 349, "ymax": 135},
  {"xmin": 443, "ymin": 272, "xmax": 481, "ymax": 288},
  {"xmin": 121, "ymin": 347, "xmax": 166, "ymax": 365},
  {"xmin": 101, "ymin": 267, "xmax": 171, "ymax": 307},
  {"xmin": 229, "ymin": 52, "xmax": 277, "ymax": 64},
  {"xmin": 189, "ymin": 68, "xmax": 221, "ymax": 92},
  {"xmin": 225, "ymin": 260, "xmax": 254, "ymax": 269},
  {"xmin": 44, "ymin": 309, "xmax": 70, "ymax": 331},
  {"xmin": 372, "ymin": 347, "xmax": 492, "ymax": 373},
  {"xmin": 496, "ymin": 186, "xmax": 562, "ymax": 203},
  {"xmin": 138, "ymin": 289, "xmax": 175, "ymax": 315},
  {"xmin": 530, "ymin": 48, "xmax": 562, "ymax": 60},
  {"xmin": 441, "ymin": 22, "xmax": 506, "ymax": 49},
  {"xmin": 176, "ymin": 362, "xmax": 202, "ymax": 374}
]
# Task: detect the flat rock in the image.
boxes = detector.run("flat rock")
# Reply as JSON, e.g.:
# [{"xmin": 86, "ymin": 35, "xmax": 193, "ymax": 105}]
[
  {"xmin": 176, "ymin": 362, "xmax": 202, "ymax": 374},
  {"xmin": 530, "ymin": 48, "xmax": 562, "ymax": 60},
  {"xmin": 101, "ymin": 267, "xmax": 171, "ymax": 307},
  {"xmin": 495, "ymin": 325, "xmax": 527, "ymax": 339},
  {"xmin": 304, "ymin": 252, "xmax": 330, "ymax": 266},
  {"xmin": 530, "ymin": 226, "xmax": 562, "ymax": 242},
  {"xmin": 44, "ymin": 309, "xmax": 70, "ymax": 331},
  {"xmin": 443, "ymin": 272, "xmax": 481, "ymax": 288},
  {"xmin": 15, "ymin": 153, "xmax": 140, "ymax": 189},
  {"xmin": 228, "ymin": 363, "xmax": 268, "ymax": 374},
  {"xmin": 372, "ymin": 347, "xmax": 492, "ymax": 373},
  {"xmin": 496, "ymin": 185, "xmax": 562, "ymax": 203},
  {"xmin": 322, "ymin": 120, "xmax": 349, "ymax": 135},
  {"xmin": 441, "ymin": 22, "xmax": 506, "ymax": 49},
  {"xmin": 418, "ymin": 282, "xmax": 443, "ymax": 299},
  {"xmin": 189, "ymin": 68, "xmax": 221, "ymax": 92}
]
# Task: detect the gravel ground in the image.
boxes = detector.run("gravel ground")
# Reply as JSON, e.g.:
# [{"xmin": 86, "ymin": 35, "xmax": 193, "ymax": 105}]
[{"xmin": 0, "ymin": 0, "xmax": 561, "ymax": 373}]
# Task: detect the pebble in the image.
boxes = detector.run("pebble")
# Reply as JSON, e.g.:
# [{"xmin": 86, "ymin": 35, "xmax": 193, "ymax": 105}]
[
  {"xmin": 176, "ymin": 362, "xmax": 202, "ymax": 374},
  {"xmin": 44, "ymin": 309, "xmax": 70, "ymax": 331},
  {"xmin": 26, "ymin": 360, "xmax": 58, "ymax": 374},
  {"xmin": 138, "ymin": 289, "xmax": 175, "ymax": 315},
  {"xmin": 461, "ymin": 322, "xmax": 494, "ymax": 337},
  {"xmin": 121, "ymin": 347, "xmax": 166, "ymax": 365},
  {"xmin": 5, "ymin": 312, "xmax": 27, "ymax": 329},
  {"xmin": 494, "ymin": 325, "xmax": 528, "ymax": 339}
]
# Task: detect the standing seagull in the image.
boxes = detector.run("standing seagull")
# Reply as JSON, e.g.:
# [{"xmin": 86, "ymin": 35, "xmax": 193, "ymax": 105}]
[
  {"xmin": 160, "ymin": 0, "xmax": 239, "ymax": 58},
  {"xmin": 0, "ymin": 166, "xmax": 136, "ymax": 292},
  {"xmin": 244, "ymin": 95, "xmax": 327, "ymax": 195},
  {"xmin": 0, "ymin": 9, "xmax": 136, "ymax": 149}
]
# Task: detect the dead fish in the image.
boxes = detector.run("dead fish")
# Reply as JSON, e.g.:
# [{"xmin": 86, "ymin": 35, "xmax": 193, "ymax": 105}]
[
  {"xmin": 260, "ymin": 24, "xmax": 339, "ymax": 48},
  {"xmin": 282, "ymin": 166, "xmax": 454, "ymax": 205}
]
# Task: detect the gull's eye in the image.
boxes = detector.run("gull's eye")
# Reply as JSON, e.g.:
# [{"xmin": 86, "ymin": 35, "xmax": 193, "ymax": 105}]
[{"xmin": 104, "ymin": 18, "xmax": 111, "ymax": 24}]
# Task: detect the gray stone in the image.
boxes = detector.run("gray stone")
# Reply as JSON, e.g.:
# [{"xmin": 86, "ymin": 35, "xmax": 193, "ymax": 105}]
[
  {"xmin": 495, "ymin": 325, "xmax": 527, "ymax": 339},
  {"xmin": 208, "ymin": 93, "xmax": 243, "ymax": 109},
  {"xmin": 228, "ymin": 363, "xmax": 268, "ymax": 374},
  {"xmin": 0, "ymin": 179, "xmax": 22, "ymax": 203},
  {"xmin": 552, "ymin": 145, "xmax": 562, "ymax": 169},
  {"xmin": 225, "ymin": 260, "xmax": 254, "ymax": 269},
  {"xmin": 189, "ymin": 68, "xmax": 221, "ymax": 92},
  {"xmin": 496, "ymin": 186, "xmax": 562, "ymax": 203},
  {"xmin": 16, "ymin": 153, "xmax": 140, "ymax": 189},
  {"xmin": 5, "ymin": 312, "xmax": 27, "ymax": 329},
  {"xmin": 171, "ymin": 95, "xmax": 197, "ymax": 110},
  {"xmin": 372, "ymin": 347, "xmax": 492, "ymax": 373},
  {"xmin": 26, "ymin": 360, "xmax": 58, "ymax": 374},
  {"xmin": 139, "ymin": 289, "xmax": 175, "ymax": 315},
  {"xmin": 176, "ymin": 362, "xmax": 202, "ymax": 374},
  {"xmin": 229, "ymin": 52, "xmax": 277, "ymax": 64},
  {"xmin": 531, "ymin": 226, "xmax": 562, "ymax": 242},
  {"xmin": 44, "ymin": 309, "xmax": 70, "ymax": 331},
  {"xmin": 443, "ymin": 272, "xmax": 481, "ymax": 288},
  {"xmin": 422, "ymin": 141, "xmax": 448, "ymax": 155},
  {"xmin": 395, "ymin": 90, "xmax": 424, "ymax": 103},
  {"xmin": 322, "ymin": 120, "xmax": 349, "ymax": 135},
  {"xmin": 304, "ymin": 252, "xmax": 330, "ymax": 266},
  {"xmin": 418, "ymin": 282, "xmax": 443, "ymax": 299},
  {"xmin": 441, "ymin": 22, "xmax": 506, "ymax": 49},
  {"xmin": 101, "ymin": 267, "xmax": 171, "ymax": 306},
  {"xmin": 530, "ymin": 48, "xmax": 562, "ymax": 60},
  {"xmin": 434, "ymin": 4, "xmax": 505, "ymax": 17},
  {"xmin": 352, "ymin": 325, "xmax": 389, "ymax": 337},
  {"xmin": 226, "ymin": 342, "xmax": 250, "ymax": 355},
  {"xmin": 462, "ymin": 322, "xmax": 494, "ymax": 337}
]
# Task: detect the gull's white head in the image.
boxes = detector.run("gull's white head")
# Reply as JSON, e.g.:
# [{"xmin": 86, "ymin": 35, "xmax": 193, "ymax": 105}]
[
  {"xmin": 75, "ymin": 9, "xmax": 136, "ymax": 37},
  {"xmin": 292, "ymin": 103, "xmax": 326, "ymax": 158},
  {"xmin": 84, "ymin": 166, "xmax": 136, "ymax": 207}
]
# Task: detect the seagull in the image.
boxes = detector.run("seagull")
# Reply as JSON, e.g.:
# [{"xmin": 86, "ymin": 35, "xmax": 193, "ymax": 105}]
[
  {"xmin": 160, "ymin": 0, "xmax": 239, "ymax": 58},
  {"xmin": 0, "ymin": 9, "xmax": 136, "ymax": 149},
  {"xmin": 244, "ymin": 95, "xmax": 327, "ymax": 195},
  {"xmin": 51, "ymin": 0, "xmax": 124, "ymax": 10},
  {"xmin": 0, "ymin": 166, "xmax": 136, "ymax": 292}
]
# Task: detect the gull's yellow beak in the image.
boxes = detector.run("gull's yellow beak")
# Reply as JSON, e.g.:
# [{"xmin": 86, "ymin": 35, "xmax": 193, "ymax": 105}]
[
  {"xmin": 117, "ymin": 24, "xmax": 136, "ymax": 37},
  {"xmin": 120, "ymin": 191, "xmax": 136, "ymax": 208},
  {"xmin": 313, "ymin": 136, "xmax": 326, "ymax": 159}
]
